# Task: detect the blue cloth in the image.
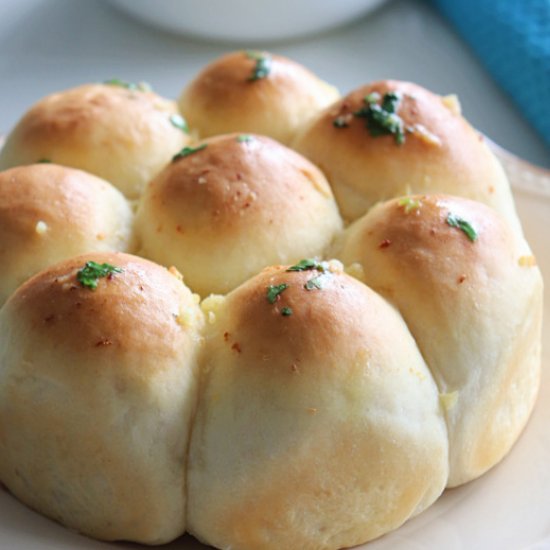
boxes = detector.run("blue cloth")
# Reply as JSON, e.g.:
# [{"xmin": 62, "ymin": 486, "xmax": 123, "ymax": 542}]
[{"xmin": 431, "ymin": 0, "xmax": 550, "ymax": 150}]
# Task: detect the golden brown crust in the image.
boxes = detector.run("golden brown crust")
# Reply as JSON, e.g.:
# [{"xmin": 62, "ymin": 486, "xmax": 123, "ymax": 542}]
[
  {"xmin": 188, "ymin": 263, "xmax": 448, "ymax": 550},
  {"xmin": 335, "ymin": 194, "xmax": 543, "ymax": 486},
  {"xmin": 339, "ymin": 194, "xmax": 509, "ymax": 291},
  {"xmin": 208, "ymin": 263, "xmax": 381, "ymax": 365},
  {"xmin": 293, "ymin": 81, "xmax": 520, "ymax": 228},
  {"xmin": 8, "ymin": 252, "xmax": 201, "ymax": 366},
  {"xmin": 135, "ymin": 133, "xmax": 342, "ymax": 296},
  {"xmin": 0, "ymin": 164, "xmax": 133, "ymax": 305},
  {"xmin": 0, "ymin": 252, "xmax": 204, "ymax": 543},
  {"xmin": 0, "ymin": 84, "xmax": 189, "ymax": 199},
  {"xmin": 179, "ymin": 51, "xmax": 339, "ymax": 144}
]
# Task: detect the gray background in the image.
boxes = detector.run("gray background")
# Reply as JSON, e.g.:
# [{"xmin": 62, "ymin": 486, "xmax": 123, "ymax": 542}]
[{"xmin": 0, "ymin": 0, "xmax": 548, "ymax": 168}]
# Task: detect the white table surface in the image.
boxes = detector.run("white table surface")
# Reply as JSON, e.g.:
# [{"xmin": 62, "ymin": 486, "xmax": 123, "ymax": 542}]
[{"xmin": 0, "ymin": 0, "xmax": 548, "ymax": 169}]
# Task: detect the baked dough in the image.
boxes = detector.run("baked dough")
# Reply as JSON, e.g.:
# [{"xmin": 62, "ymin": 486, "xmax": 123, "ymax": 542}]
[
  {"xmin": 134, "ymin": 133, "xmax": 342, "ymax": 296},
  {"xmin": 0, "ymin": 252, "xmax": 203, "ymax": 543},
  {"xmin": 0, "ymin": 163, "xmax": 133, "ymax": 305},
  {"xmin": 0, "ymin": 83, "xmax": 189, "ymax": 199},
  {"xmin": 334, "ymin": 194, "xmax": 543, "ymax": 486},
  {"xmin": 179, "ymin": 51, "xmax": 339, "ymax": 145},
  {"xmin": 187, "ymin": 262, "xmax": 448, "ymax": 550},
  {"xmin": 293, "ymin": 80, "xmax": 520, "ymax": 229},
  {"xmin": 0, "ymin": 52, "xmax": 543, "ymax": 549}
]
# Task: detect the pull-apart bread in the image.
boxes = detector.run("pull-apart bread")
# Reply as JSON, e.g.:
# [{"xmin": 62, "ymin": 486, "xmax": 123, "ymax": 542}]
[{"xmin": 0, "ymin": 51, "xmax": 543, "ymax": 550}]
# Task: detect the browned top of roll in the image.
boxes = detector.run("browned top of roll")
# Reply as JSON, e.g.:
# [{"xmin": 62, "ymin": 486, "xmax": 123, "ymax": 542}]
[
  {"xmin": 208, "ymin": 261, "xmax": 390, "ymax": 367},
  {"xmin": 293, "ymin": 80, "xmax": 518, "ymax": 225},
  {"xmin": 7, "ymin": 252, "xmax": 202, "ymax": 374},
  {"xmin": 0, "ymin": 163, "xmax": 133, "ymax": 304},
  {"xmin": 146, "ymin": 133, "xmax": 334, "ymax": 231},
  {"xmin": 0, "ymin": 83, "xmax": 189, "ymax": 199},
  {"xmin": 179, "ymin": 51, "xmax": 339, "ymax": 144},
  {"xmin": 135, "ymin": 133, "xmax": 342, "ymax": 296}
]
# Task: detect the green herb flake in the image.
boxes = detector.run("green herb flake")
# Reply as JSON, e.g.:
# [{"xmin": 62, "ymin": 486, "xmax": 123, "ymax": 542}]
[
  {"xmin": 172, "ymin": 144, "xmax": 207, "ymax": 161},
  {"xmin": 286, "ymin": 259, "xmax": 325, "ymax": 273},
  {"xmin": 76, "ymin": 261, "xmax": 123, "ymax": 290},
  {"xmin": 246, "ymin": 51, "xmax": 272, "ymax": 81},
  {"xmin": 37, "ymin": 158, "xmax": 51, "ymax": 164},
  {"xmin": 398, "ymin": 197, "xmax": 421, "ymax": 213},
  {"xmin": 304, "ymin": 275, "xmax": 325, "ymax": 291},
  {"xmin": 237, "ymin": 134, "xmax": 254, "ymax": 143},
  {"xmin": 354, "ymin": 91, "xmax": 406, "ymax": 145},
  {"xmin": 104, "ymin": 79, "xmax": 152, "ymax": 92},
  {"xmin": 364, "ymin": 92, "xmax": 381, "ymax": 104},
  {"xmin": 266, "ymin": 283, "xmax": 289, "ymax": 304},
  {"xmin": 281, "ymin": 306, "xmax": 293, "ymax": 317},
  {"xmin": 446, "ymin": 213, "xmax": 478, "ymax": 242},
  {"xmin": 381, "ymin": 91, "xmax": 401, "ymax": 112},
  {"xmin": 170, "ymin": 114, "xmax": 189, "ymax": 134}
]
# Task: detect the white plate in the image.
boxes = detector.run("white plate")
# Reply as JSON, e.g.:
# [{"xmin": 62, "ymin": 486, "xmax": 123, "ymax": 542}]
[
  {"xmin": 0, "ymin": 159, "xmax": 549, "ymax": 550},
  {"xmin": 106, "ymin": 0, "xmax": 389, "ymax": 43}
]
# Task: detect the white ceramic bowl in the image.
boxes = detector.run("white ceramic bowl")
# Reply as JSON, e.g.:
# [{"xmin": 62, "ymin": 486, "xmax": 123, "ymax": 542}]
[{"xmin": 107, "ymin": 0, "xmax": 388, "ymax": 43}]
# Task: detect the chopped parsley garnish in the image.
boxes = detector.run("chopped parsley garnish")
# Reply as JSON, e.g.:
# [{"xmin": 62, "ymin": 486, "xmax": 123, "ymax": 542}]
[
  {"xmin": 170, "ymin": 114, "xmax": 189, "ymax": 134},
  {"xmin": 172, "ymin": 144, "xmax": 207, "ymax": 161},
  {"xmin": 287, "ymin": 259, "xmax": 329, "ymax": 290},
  {"xmin": 304, "ymin": 275, "xmax": 325, "ymax": 291},
  {"xmin": 364, "ymin": 92, "xmax": 381, "ymax": 104},
  {"xmin": 76, "ymin": 261, "xmax": 123, "ymax": 290},
  {"xmin": 37, "ymin": 158, "xmax": 51, "ymax": 163},
  {"xmin": 237, "ymin": 134, "xmax": 254, "ymax": 143},
  {"xmin": 281, "ymin": 306, "xmax": 293, "ymax": 316},
  {"xmin": 354, "ymin": 91, "xmax": 405, "ymax": 145},
  {"xmin": 104, "ymin": 79, "xmax": 151, "ymax": 92},
  {"xmin": 398, "ymin": 197, "xmax": 421, "ymax": 213},
  {"xmin": 446, "ymin": 213, "xmax": 478, "ymax": 242},
  {"xmin": 381, "ymin": 91, "xmax": 401, "ymax": 112},
  {"xmin": 246, "ymin": 51, "xmax": 272, "ymax": 81},
  {"xmin": 266, "ymin": 283, "xmax": 289, "ymax": 304},
  {"xmin": 286, "ymin": 259, "xmax": 325, "ymax": 272}
]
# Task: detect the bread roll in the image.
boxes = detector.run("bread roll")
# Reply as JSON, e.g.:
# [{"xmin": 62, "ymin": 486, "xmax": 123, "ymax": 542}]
[
  {"xmin": 293, "ymin": 81, "xmax": 520, "ymax": 228},
  {"xmin": 135, "ymin": 134, "xmax": 343, "ymax": 296},
  {"xmin": 179, "ymin": 51, "xmax": 340, "ymax": 145},
  {"xmin": 0, "ymin": 164, "xmax": 133, "ymax": 305},
  {"xmin": 335, "ymin": 194, "xmax": 543, "ymax": 486},
  {"xmin": 187, "ymin": 262, "xmax": 448, "ymax": 550},
  {"xmin": 0, "ymin": 252, "xmax": 204, "ymax": 543},
  {"xmin": 0, "ymin": 82, "xmax": 190, "ymax": 199}
]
